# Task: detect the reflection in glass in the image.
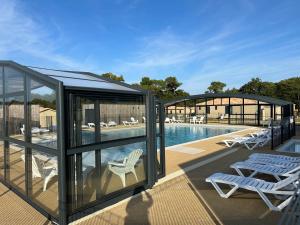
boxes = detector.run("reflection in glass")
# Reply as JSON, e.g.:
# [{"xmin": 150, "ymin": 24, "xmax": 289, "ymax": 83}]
[
  {"xmin": 100, "ymin": 97, "xmax": 146, "ymax": 142},
  {"xmin": 30, "ymin": 79, "xmax": 57, "ymax": 149},
  {"xmin": 101, "ymin": 142, "xmax": 146, "ymax": 195},
  {"xmin": 31, "ymin": 150, "xmax": 58, "ymax": 216},
  {"xmin": 4, "ymin": 67, "xmax": 24, "ymax": 95},
  {"xmin": 8, "ymin": 143, "xmax": 25, "ymax": 193},
  {"xmin": 82, "ymin": 151, "xmax": 96, "ymax": 205},
  {"xmin": 72, "ymin": 96, "xmax": 96, "ymax": 147},
  {"xmin": 7, "ymin": 95, "xmax": 25, "ymax": 140},
  {"xmin": 0, "ymin": 98, "xmax": 3, "ymax": 137},
  {"xmin": 0, "ymin": 140, "xmax": 3, "ymax": 177}
]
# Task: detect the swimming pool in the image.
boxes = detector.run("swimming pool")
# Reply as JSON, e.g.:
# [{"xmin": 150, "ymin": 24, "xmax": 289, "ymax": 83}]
[
  {"xmin": 82, "ymin": 124, "xmax": 243, "ymax": 166},
  {"xmin": 163, "ymin": 124, "xmax": 242, "ymax": 147},
  {"xmin": 278, "ymin": 140, "xmax": 300, "ymax": 153}
]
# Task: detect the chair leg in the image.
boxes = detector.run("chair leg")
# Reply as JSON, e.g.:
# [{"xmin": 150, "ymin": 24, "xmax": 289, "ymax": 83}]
[
  {"xmin": 119, "ymin": 173, "xmax": 126, "ymax": 187},
  {"xmin": 210, "ymin": 181, "xmax": 239, "ymax": 198},
  {"xmin": 43, "ymin": 176, "xmax": 52, "ymax": 192},
  {"xmin": 131, "ymin": 169, "xmax": 138, "ymax": 182},
  {"xmin": 256, "ymin": 189, "xmax": 293, "ymax": 211}
]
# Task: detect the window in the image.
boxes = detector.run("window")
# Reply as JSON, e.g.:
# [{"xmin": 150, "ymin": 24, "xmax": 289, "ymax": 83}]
[
  {"xmin": 30, "ymin": 79, "xmax": 57, "ymax": 149},
  {"xmin": 0, "ymin": 70, "xmax": 3, "ymax": 137},
  {"xmin": 0, "ymin": 140, "xmax": 3, "ymax": 178},
  {"xmin": 6, "ymin": 95, "xmax": 25, "ymax": 140},
  {"xmin": 71, "ymin": 96, "xmax": 96, "ymax": 147},
  {"xmin": 225, "ymin": 105, "xmax": 230, "ymax": 115},
  {"xmin": 30, "ymin": 150, "xmax": 58, "ymax": 216},
  {"xmin": 7, "ymin": 142, "xmax": 25, "ymax": 193},
  {"xmin": 0, "ymin": 98, "xmax": 3, "ymax": 137},
  {"xmin": 100, "ymin": 142, "xmax": 147, "ymax": 195},
  {"xmin": 5, "ymin": 67, "xmax": 25, "ymax": 141},
  {"xmin": 99, "ymin": 95, "xmax": 146, "ymax": 142}
]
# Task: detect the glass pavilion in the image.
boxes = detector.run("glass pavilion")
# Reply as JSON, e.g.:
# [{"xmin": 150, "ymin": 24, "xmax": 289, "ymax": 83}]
[
  {"xmin": 0, "ymin": 61, "xmax": 164, "ymax": 225},
  {"xmin": 164, "ymin": 93, "xmax": 294, "ymax": 126}
]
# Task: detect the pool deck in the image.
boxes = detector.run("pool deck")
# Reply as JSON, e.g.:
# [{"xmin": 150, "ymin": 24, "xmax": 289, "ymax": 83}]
[{"xmin": 0, "ymin": 125, "xmax": 299, "ymax": 225}]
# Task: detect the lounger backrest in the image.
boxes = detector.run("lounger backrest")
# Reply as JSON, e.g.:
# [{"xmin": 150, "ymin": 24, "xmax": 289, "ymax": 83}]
[
  {"xmin": 274, "ymin": 172, "xmax": 300, "ymax": 190},
  {"xmin": 126, "ymin": 149, "xmax": 143, "ymax": 169},
  {"xmin": 192, "ymin": 116, "xmax": 197, "ymax": 121},
  {"xmin": 130, "ymin": 117, "xmax": 135, "ymax": 122}
]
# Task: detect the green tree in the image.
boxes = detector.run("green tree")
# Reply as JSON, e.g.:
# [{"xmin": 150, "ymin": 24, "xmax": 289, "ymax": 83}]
[
  {"xmin": 239, "ymin": 77, "xmax": 276, "ymax": 97},
  {"xmin": 133, "ymin": 76, "xmax": 189, "ymax": 100},
  {"xmin": 276, "ymin": 77, "xmax": 300, "ymax": 111},
  {"xmin": 165, "ymin": 76, "xmax": 182, "ymax": 94},
  {"xmin": 207, "ymin": 81, "xmax": 226, "ymax": 93},
  {"xmin": 101, "ymin": 72, "xmax": 124, "ymax": 82}
]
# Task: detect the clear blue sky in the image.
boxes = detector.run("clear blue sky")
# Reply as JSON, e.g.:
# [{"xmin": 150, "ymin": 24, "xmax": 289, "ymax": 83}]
[{"xmin": 1, "ymin": 0, "xmax": 300, "ymax": 93}]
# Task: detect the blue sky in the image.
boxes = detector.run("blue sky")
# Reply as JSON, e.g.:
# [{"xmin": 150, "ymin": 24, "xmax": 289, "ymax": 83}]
[{"xmin": 1, "ymin": 0, "xmax": 300, "ymax": 93}]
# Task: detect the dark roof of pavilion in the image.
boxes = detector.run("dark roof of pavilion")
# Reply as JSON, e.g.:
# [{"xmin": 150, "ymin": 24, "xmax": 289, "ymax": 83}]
[
  {"xmin": 163, "ymin": 93, "xmax": 293, "ymax": 106},
  {"xmin": 0, "ymin": 60, "xmax": 145, "ymax": 94}
]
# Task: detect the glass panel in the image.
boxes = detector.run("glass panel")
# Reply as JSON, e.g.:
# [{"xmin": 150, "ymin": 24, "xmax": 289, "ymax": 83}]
[
  {"xmin": 230, "ymin": 98, "xmax": 243, "ymax": 105},
  {"xmin": 221, "ymin": 98, "xmax": 230, "ymax": 105},
  {"xmin": 82, "ymin": 151, "xmax": 97, "ymax": 205},
  {"xmin": 72, "ymin": 96, "xmax": 96, "ymax": 147},
  {"xmin": 7, "ymin": 142, "xmax": 25, "ymax": 193},
  {"xmin": 4, "ymin": 67, "xmax": 24, "ymax": 95},
  {"xmin": 156, "ymin": 138, "xmax": 161, "ymax": 176},
  {"xmin": 31, "ymin": 150, "xmax": 58, "ymax": 216},
  {"xmin": 231, "ymin": 105, "xmax": 242, "ymax": 114},
  {"xmin": 0, "ymin": 67, "xmax": 2, "ymax": 98},
  {"xmin": 244, "ymin": 98, "xmax": 258, "ymax": 104},
  {"xmin": 6, "ymin": 95, "xmax": 25, "ymax": 140},
  {"xmin": 260, "ymin": 105, "xmax": 272, "ymax": 126},
  {"xmin": 0, "ymin": 140, "xmax": 3, "ymax": 178},
  {"xmin": 213, "ymin": 98, "xmax": 222, "ymax": 105},
  {"xmin": 244, "ymin": 104, "xmax": 258, "ymax": 125},
  {"xmin": 100, "ymin": 96, "xmax": 146, "ymax": 142},
  {"xmin": 30, "ymin": 79, "xmax": 57, "ymax": 149},
  {"xmin": 275, "ymin": 106, "xmax": 282, "ymax": 120},
  {"xmin": 0, "ymin": 98, "xmax": 3, "ymax": 137},
  {"xmin": 100, "ymin": 142, "xmax": 147, "ymax": 195},
  {"xmin": 0, "ymin": 70, "xmax": 3, "ymax": 137}
]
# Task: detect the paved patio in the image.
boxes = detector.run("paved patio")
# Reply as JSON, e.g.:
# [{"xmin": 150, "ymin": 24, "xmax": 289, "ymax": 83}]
[{"xmin": 0, "ymin": 126, "xmax": 298, "ymax": 225}]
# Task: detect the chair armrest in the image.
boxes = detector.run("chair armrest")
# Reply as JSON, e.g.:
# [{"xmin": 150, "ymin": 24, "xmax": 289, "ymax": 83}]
[{"xmin": 108, "ymin": 161, "xmax": 125, "ymax": 167}]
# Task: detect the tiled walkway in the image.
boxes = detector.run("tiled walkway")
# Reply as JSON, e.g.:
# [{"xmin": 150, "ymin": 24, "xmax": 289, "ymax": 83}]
[{"xmin": 0, "ymin": 183, "xmax": 51, "ymax": 225}]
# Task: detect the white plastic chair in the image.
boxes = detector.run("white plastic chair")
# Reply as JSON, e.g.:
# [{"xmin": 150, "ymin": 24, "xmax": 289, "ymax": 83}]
[
  {"xmin": 108, "ymin": 149, "xmax": 143, "ymax": 187},
  {"xmin": 21, "ymin": 154, "xmax": 57, "ymax": 191},
  {"xmin": 206, "ymin": 172, "xmax": 299, "ymax": 211}
]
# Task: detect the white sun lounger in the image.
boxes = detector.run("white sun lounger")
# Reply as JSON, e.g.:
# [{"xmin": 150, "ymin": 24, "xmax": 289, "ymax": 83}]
[
  {"xmin": 230, "ymin": 160, "xmax": 300, "ymax": 181},
  {"xmin": 223, "ymin": 136, "xmax": 253, "ymax": 148},
  {"xmin": 243, "ymin": 135, "xmax": 271, "ymax": 150},
  {"xmin": 249, "ymin": 153, "xmax": 300, "ymax": 163},
  {"xmin": 172, "ymin": 116, "xmax": 183, "ymax": 123},
  {"xmin": 246, "ymin": 157, "xmax": 300, "ymax": 169},
  {"xmin": 165, "ymin": 118, "xmax": 172, "ymax": 123},
  {"xmin": 107, "ymin": 121, "xmax": 117, "ymax": 127},
  {"xmin": 206, "ymin": 172, "xmax": 299, "ymax": 211}
]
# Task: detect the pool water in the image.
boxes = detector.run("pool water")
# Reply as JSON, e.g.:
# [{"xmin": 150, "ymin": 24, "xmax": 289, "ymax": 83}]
[
  {"xmin": 278, "ymin": 140, "xmax": 300, "ymax": 153},
  {"xmin": 164, "ymin": 124, "xmax": 242, "ymax": 147},
  {"xmin": 82, "ymin": 124, "xmax": 243, "ymax": 166}
]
